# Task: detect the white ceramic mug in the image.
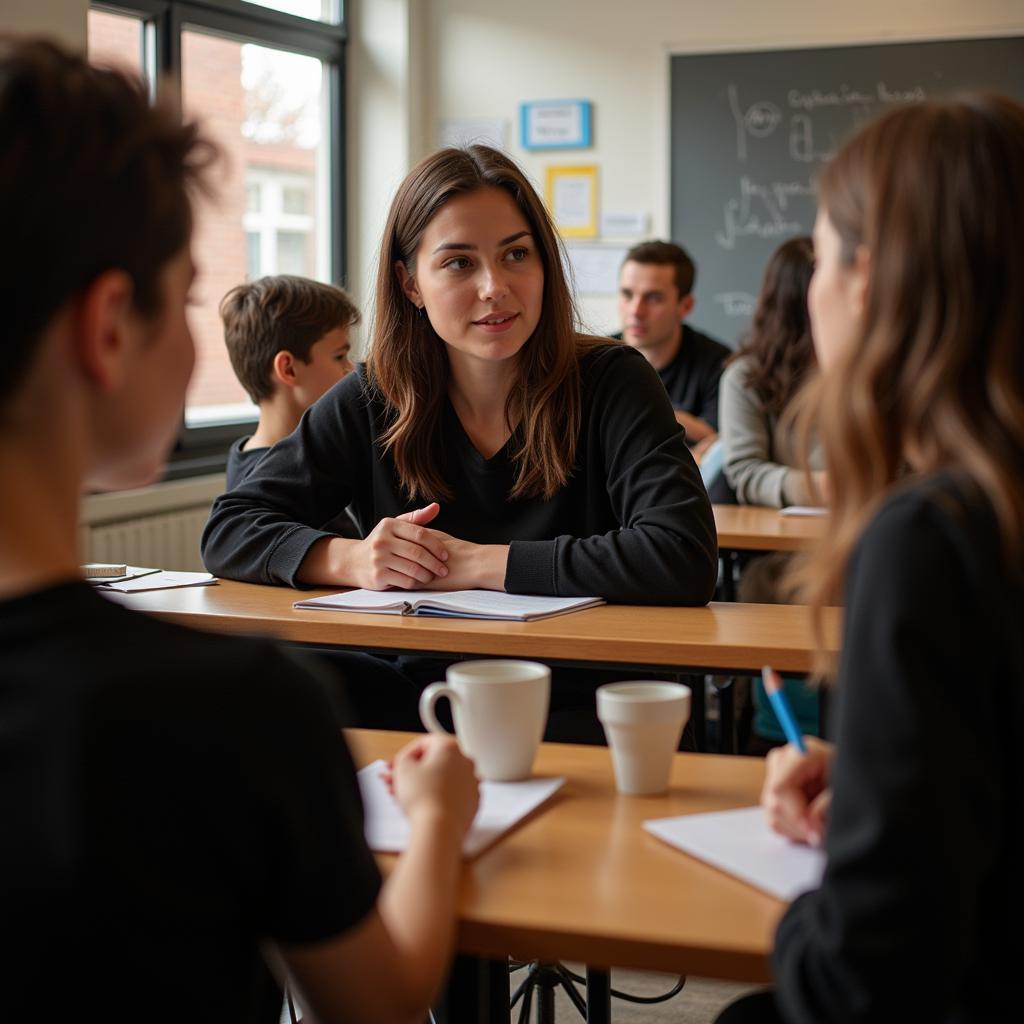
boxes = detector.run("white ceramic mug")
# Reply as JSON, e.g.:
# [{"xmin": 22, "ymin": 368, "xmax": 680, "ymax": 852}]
[
  {"xmin": 418, "ymin": 660, "xmax": 551, "ymax": 781},
  {"xmin": 596, "ymin": 682, "xmax": 692, "ymax": 795}
]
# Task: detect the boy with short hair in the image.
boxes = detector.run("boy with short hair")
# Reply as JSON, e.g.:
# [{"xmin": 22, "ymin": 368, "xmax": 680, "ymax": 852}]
[
  {"xmin": 221, "ymin": 274, "xmax": 359, "ymax": 489},
  {"xmin": 0, "ymin": 36, "xmax": 477, "ymax": 1023}
]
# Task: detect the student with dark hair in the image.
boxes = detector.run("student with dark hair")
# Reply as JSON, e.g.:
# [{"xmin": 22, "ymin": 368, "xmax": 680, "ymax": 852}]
[
  {"xmin": 202, "ymin": 146, "xmax": 717, "ymax": 606},
  {"xmin": 202, "ymin": 145, "xmax": 717, "ymax": 742},
  {"xmin": 0, "ymin": 36, "xmax": 478, "ymax": 1023},
  {"xmin": 221, "ymin": 274, "xmax": 361, "ymax": 536},
  {"xmin": 614, "ymin": 239, "xmax": 731, "ymax": 459},
  {"xmin": 719, "ymin": 236, "xmax": 825, "ymax": 508},
  {"xmin": 716, "ymin": 95, "xmax": 1024, "ymax": 1023},
  {"xmin": 719, "ymin": 237, "xmax": 825, "ymax": 750},
  {"xmin": 221, "ymin": 274, "xmax": 360, "ymax": 490}
]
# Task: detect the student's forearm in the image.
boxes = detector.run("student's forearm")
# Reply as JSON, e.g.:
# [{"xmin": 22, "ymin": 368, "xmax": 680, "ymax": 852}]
[
  {"xmin": 295, "ymin": 536, "xmax": 357, "ymax": 586},
  {"xmin": 674, "ymin": 409, "xmax": 715, "ymax": 441},
  {"xmin": 474, "ymin": 544, "xmax": 509, "ymax": 590},
  {"xmin": 378, "ymin": 808, "xmax": 465, "ymax": 1006}
]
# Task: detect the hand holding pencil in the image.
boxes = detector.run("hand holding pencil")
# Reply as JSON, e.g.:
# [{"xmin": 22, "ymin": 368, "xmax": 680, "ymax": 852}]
[{"xmin": 760, "ymin": 666, "xmax": 835, "ymax": 847}]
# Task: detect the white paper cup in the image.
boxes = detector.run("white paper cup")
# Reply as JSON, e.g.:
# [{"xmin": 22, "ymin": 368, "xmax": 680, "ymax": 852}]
[
  {"xmin": 596, "ymin": 682, "xmax": 691, "ymax": 795},
  {"xmin": 419, "ymin": 660, "xmax": 550, "ymax": 781}
]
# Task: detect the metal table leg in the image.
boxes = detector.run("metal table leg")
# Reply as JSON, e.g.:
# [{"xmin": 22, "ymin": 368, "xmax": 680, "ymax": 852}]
[
  {"xmin": 585, "ymin": 968, "xmax": 611, "ymax": 1024},
  {"xmin": 434, "ymin": 954, "xmax": 509, "ymax": 1024}
]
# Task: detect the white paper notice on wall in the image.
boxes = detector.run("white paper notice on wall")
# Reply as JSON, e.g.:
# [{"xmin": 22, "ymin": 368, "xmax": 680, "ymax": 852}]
[
  {"xmin": 565, "ymin": 246, "xmax": 628, "ymax": 296},
  {"xmin": 600, "ymin": 210, "xmax": 648, "ymax": 236},
  {"xmin": 552, "ymin": 176, "xmax": 594, "ymax": 231},
  {"xmin": 438, "ymin": 118, "xmax": 506, "ymax": 151}
]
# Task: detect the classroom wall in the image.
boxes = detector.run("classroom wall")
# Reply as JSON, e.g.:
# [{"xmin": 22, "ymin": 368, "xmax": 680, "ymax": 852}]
[
  {"xmin": 7, "ymin": 1, "xmax": 1023, "ymax": 342},
  {"xmin": 1, "ymin": 0, "xmax": 86, "ymax": 48},
  {"xmin": 346, "ymin": 0, "xmax": 1024, "ymax": 340}
]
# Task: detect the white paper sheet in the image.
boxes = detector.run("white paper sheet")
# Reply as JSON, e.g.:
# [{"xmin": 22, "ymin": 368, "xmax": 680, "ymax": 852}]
[
  {"xmin": 644, "ymin": 806, "xmax": 826, "ymax": 901},
  {"xmin": 780, "ymin": 506, "xmax": 829, "ymax": 517},
  {"xmin": 97, "ymin": 570, "xmax": 217, "ymax": 593},
  {"xmin": 358, "ymin": 760, "xmax": 565, "ymax": 858},
  {"xmin": 565, "ymin": 246, "xmax": 630, "ymax": 296}
]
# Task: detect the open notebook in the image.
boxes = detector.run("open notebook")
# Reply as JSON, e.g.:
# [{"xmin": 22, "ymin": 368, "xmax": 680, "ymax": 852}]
[
  {"xmin": 294, "ymin": 588, "xmax": 604, "ymax": 621},
  {"xmin": 358, "ymin": 760, "xmax": 565, "ymax": 858},
  {"xmin": 644, "ymin": 806, "xmax": 826, "ymax": 901}
]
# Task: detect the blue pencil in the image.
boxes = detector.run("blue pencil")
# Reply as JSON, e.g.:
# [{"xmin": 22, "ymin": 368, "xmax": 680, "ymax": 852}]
[{"xmin": 762, "ymin": 666, "xmax": 808, "ymax": 754}]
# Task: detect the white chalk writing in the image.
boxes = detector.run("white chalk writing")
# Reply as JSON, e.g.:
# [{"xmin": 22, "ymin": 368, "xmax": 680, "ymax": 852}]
[
  {"xmin": 714, "ymin": 292, "xmax": 757, "ymax": 317},
  {"xmin": 715, "ymin": 175, "xmax": 811, "ymax": 250}
]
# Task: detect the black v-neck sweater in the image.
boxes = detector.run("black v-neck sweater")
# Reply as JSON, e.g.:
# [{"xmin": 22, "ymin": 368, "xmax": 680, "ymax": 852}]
[{"xmin": 201, "ymin": 343, "xmax": 717, "ymax": 604}]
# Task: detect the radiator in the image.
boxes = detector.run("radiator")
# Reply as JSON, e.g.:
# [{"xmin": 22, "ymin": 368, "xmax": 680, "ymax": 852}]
[{"xmin": 80, "ymin": 476, "xmax": 225, "ymax": 573}]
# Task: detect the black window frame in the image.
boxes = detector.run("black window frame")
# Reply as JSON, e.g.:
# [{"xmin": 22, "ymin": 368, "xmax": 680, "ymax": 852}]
[{"xmin": 90, "ymin": 0, "xmax": 347, "ymax": 480}]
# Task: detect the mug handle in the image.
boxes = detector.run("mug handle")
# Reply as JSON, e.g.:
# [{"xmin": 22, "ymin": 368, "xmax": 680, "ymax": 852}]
[{"xmin": 418, "ymin": 682, "xmax": 459, "ymax": 735}]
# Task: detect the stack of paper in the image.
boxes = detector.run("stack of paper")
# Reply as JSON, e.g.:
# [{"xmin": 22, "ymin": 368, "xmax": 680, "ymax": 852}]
[
  {"xmin": 358, "ymin": 760, "xmax": 564, "ymax": 858},
  {"xmin": 90, "ymin": 567, "xmax": 217, "ymax": 593},
  {"xmin": 644, "ymin": 806, "xmax": 826, "ymax": 901}
]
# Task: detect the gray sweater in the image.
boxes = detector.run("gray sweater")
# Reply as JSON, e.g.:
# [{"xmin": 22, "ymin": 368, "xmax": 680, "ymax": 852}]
[{"xmin": 719, "ymin": 355, "xmax": 823, "ymax": 507}]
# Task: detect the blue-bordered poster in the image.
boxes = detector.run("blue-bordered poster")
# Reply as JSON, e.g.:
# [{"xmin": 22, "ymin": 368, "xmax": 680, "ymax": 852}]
[{"xmin": 520, "ymin": 99, "xmax": 592, "ymax": 150}]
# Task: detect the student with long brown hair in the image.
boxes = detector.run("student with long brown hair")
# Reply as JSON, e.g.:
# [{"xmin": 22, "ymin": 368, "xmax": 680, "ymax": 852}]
[
  {"xmin": 718, "ymin": 237, "xmax": 825, "ymax": 752},
  {"xmin": 719, "ymin": 236, "xmax": 824, "ymax": 509},
  {"xmin": 202, "ymin": 146, "xmax": 717, "ymax": 606},
  {"xmin": 716, "ymin": 95, "xmax": 1024, "ymax": 1023}
]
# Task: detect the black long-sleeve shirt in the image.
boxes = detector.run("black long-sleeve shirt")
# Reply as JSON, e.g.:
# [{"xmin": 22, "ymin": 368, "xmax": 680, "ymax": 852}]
[
  {"xmin": 773, "ymin": 475, "xmax": 1023, "ymax": 1023},
  {"xmin": 201, "ymin": 343, "xmax": 718, "ymax": 605}
]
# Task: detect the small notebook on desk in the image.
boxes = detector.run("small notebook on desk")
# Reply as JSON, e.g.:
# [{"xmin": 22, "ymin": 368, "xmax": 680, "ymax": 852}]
[
  {"xmin": 294, "ymin": 588, "xmax": 604, "ymax": 621},
  {"xmin": 358, "ymin": 760, "xmax": 565, "ymax": 858}
]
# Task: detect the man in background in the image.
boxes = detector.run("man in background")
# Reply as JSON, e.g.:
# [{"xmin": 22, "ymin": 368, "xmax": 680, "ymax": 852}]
[{"xmin": 614, "ymin": 240, "xmax": 730, "ymax": 460}]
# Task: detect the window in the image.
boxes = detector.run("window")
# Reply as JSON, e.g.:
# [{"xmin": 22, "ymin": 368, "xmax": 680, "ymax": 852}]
[
  {"xmin": 245, "ymin": 167, "xmax": 317, "ymax": 278},
  {"xmin": 87, "ymin": 8, "xmax": 146, "ymax": 78},
  {"xmin": 244, "ymin": 0, "xmax": 340, "ymax": 24},
  {"xmin": 87, "ymin": 1, "xmax": 346, "ymax": 477}
]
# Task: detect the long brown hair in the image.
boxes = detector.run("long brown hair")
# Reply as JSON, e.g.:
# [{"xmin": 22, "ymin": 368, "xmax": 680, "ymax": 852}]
[
  {"xmin": 367, "ymin": 145, "xmax": 596, "ymax": 502},
  {"xmin": 729, "ymin": 236, "xmax": 816, "ymax": 418},
  {"xmin": 792, "ymin": 95, "xmax": 1024, "ymax": 677}
]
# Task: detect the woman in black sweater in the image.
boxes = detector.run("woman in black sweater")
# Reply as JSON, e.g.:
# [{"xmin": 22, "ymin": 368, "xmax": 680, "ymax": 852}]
[
  {"xmin": 202, "ymin": 146, "xmax": 716, "ymax": 606},
  {"xmin": 717, "ymin": 96, "xmax": 1024, "ymax": 1022}
]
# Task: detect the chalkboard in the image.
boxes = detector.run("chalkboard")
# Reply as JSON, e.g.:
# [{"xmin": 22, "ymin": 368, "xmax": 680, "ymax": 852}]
[{"xmin": 670, "ymin": 36, "xmax": 1024, "ymax": 346}]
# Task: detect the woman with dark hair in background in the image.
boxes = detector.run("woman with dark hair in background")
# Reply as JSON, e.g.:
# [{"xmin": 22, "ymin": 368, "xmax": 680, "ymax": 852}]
[
  {"xmin": 718, "ymin": 237, "xmax": 825, "ymax": 751},
  {"xmin": 716, "ymin": 94, "xmax": 1024, "ymax": 1023},
  {"xmin": 719, "ymin": 235, "xmax": 825, "ymax": 510},
  {"xmin": 202, "ymin": 144, "xmax": 717, "ymax": 735}
]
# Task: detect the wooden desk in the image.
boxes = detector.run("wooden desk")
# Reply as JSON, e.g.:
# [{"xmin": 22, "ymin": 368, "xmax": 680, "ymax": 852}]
[
  {"xmin": 713, "ymin": 505, "xmax": 826, "ymax": 553},
  {"xmin": 349, "ymin": 730, "xmax": 780, "ymax": 1022},
  {"xmin": 117, "ymin": 579, "xmax": 839, "ymax": 676}
]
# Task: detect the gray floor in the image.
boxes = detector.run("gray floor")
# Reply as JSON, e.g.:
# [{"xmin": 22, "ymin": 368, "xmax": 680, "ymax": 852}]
[{"xmin": 515, "ymin": 966, "xmax": 759, "ymax": 1023}]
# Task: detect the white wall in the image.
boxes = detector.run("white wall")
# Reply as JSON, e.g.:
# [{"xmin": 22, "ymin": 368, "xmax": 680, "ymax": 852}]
[
  {"xmin": 1, "ymin": 0, "xmax": 86, "ymax": 48},
  {"xmin": 348, "ymin": 0, "xmax": 1024, "ymax": 337}
]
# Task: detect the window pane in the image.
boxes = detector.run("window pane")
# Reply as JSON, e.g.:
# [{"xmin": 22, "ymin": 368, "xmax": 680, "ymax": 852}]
[
  {"xmin": 246, "ymin": 232, "xmax": 261, "ymax": 279},
  {"xmin": 282, "ymin": 184, "xmax": 308, "ymax": 215},
  {"xmin": 277, "ymin": 231, "xmax": 309, "ymax": 275},
  {"xmin": 87, "ymin": 8, "xmax": 145, "ymax": 80},
  {"xmin": 243, "ymin": 0, "xmax": 340, "ymax": 24},
  {"xmin": 181, "ymin": 31, "xmax": 330, "ymax": 427}
]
